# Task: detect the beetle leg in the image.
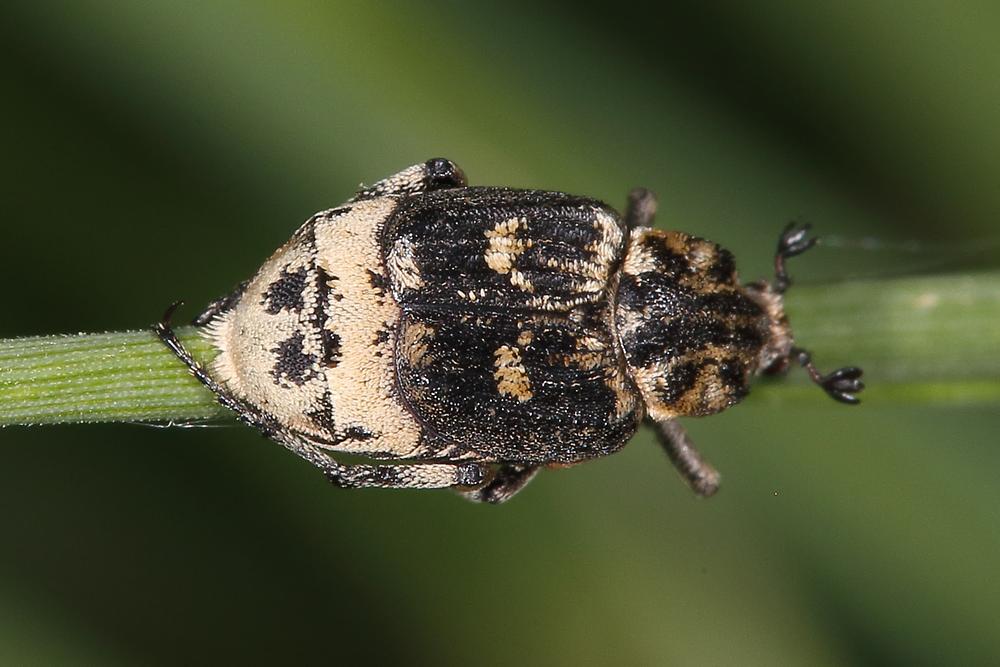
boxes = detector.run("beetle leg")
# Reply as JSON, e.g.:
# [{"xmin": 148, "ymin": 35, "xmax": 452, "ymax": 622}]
[
  {"xmin": 297, "ymin": 441, "xmax": 487, "ymax": 490},
  {"xmin": 154, "ymin": 303, "xmax": 487, "ymax": 490},
  {"xmin": 155, "ymin": 301, "xmax": 253, "ymax": 415},
  {"xmin": 791, "ymin": 347, "xmax": 865, "ymax": 405},
  {"xmin": 773, "ymin": 221, "xmax": 818, "ymax": 294},
  {"xmin": 191, "ymin": 280, "xmax": 249, "ymax": 327},
  {"xmin": 650, "ymin": 419, "xmax": 720, "ymax": 497},
  {"xmin": 350, "ymin": 158, "xmax": 467, "ymax": 201},
  {"xmin": 623, "ymin": 187, "xmax": 658, "ymax": 230},
  {"xmin": 764, "ymin": 223, "xmax": 865, "ymax": 404},
  {"xmin": 459, "ymin": 463, "xmax": 541, "ymax": 504}
]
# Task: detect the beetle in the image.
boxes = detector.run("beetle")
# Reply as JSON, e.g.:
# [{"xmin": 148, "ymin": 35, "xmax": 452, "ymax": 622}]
[{"xmin": 155, "ymin": 158, "xmax": 863, "ymax": 503}]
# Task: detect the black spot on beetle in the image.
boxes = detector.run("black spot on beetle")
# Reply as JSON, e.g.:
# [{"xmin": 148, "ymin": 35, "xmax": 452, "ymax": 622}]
[
  {"xmin": 321, "ymin": 329, "xmax": 342, "ymax": 367},
  {"xmin": 706, "ymin": 248, "xmax": 737, "ymax": 283},
  {"xmin": 313, "ymin": 262, "xmax": 340, "ymax": 368},
  {"xmin": 367, "ymin": 269, "xmax": 387, "ymax": 294},
  {"xmin": 653, "ymin": 360, "xmax": 699, "ymax": 405},
  {"xmin": 263, "ymin": 265, "xmax": 308, "ymax": 314},
  {"xmin": 322, "ymin": 206, "xmax": 352, "ymax": 221},
  {"xmin": 344, "ymin": 425, "xmax": 374, "ymax": 441},
  {"xmin": 308, "ymin": 391, "xmax": 337, "ymax": 434},
  {"xmin": 372, "ymin": 325, "xmax": 392, "ymax": 347},
  {"xmin": 717, "ymin": 358, "xmax": 748, "ymax": 396},
  {"xmin": 270, "ymin": 331, "xmax": 317, "ymax": 386}
]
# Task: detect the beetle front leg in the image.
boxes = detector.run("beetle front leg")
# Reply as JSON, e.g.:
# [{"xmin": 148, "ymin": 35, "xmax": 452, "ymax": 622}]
[
  {"xmin": 650, "ymin": 419, "xmax": 721, "ymax": 497},
  {"xmin": 351, "ymin": 158, "xmax": 467, "ymax": 201},
  {"xmin": 763, "ymin": 223, "xmax": 865, "ymax": 404},
  {"xmin": 459, "ymin": 463, "xmax": 540, "ymax": 504}
]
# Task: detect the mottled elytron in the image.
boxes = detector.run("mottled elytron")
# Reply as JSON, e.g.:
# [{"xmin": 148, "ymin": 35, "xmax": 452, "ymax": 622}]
[{"xmin": 155, "ymin": 158, "xmax": 863, "ymax": 503}]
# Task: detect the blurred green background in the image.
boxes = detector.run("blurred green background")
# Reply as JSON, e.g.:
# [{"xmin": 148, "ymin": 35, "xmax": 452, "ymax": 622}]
[{"xmin": 2, "ymin": 2, "xmax": 999, "ymax": 665}]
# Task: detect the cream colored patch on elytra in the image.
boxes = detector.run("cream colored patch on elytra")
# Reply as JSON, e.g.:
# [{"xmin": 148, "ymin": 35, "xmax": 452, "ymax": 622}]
[
  {"xmin": 493, "ymin": 344, "xmax": 533, "ymax": 401},
  {"xmin": 313, "ymin": 197, "xmax": 426, "ymax": 457},
  {"xmin": 400, "ymin": 319, "xmax": 436, "ymax": 369},
  {"xmin": 508, "ymin": 207, "xmax": 623, "ymax": 312},
  {"xmin": 591, "ymin": 209, "xmax": 625, "ymax": 273},
  {"xmin": 484, "ymin": 216, "xmax": 535, "ymax": 292},
  {"xmin": 605, "ymin": 365, "xmax": 641, "ymax": 419},
  {"xmin": 544, "ymin": 256, "xmax": 606, "ymax": 280},
  {"xmin": 508, "ymin": 268, "xmax": 535, "ymax": 293}
]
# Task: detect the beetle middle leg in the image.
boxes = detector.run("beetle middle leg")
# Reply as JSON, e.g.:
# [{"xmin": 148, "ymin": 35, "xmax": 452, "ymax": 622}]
[
  {"xmin": 650, "ymin": 419, "xmax": 720, "ymax": 497},
  {"xmin": 624, "ymin": 187, "xmax": 658, "ymax": 230},
  {"xmin": 459, "ymin": 463, "xmax": 540, "ymax": 504}
]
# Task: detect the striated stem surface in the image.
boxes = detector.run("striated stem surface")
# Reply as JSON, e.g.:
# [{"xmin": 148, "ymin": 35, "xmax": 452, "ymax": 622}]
[{"xmin": 1, "ymin": 271, "xmax": 998, "ymax": 427}]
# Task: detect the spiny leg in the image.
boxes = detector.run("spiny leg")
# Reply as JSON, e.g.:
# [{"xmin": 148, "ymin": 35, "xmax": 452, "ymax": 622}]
[
  {"xmin": 299, "ymin": 440, "xmax": 487, "ymax": 490},
  {"xmin": 350, "ymin": 157, "xmax": 467, "ymax": 202},
  {"xmin": 651, "ymin": 419, "xmax": 720, "ymax": 497},
  {"xmin": 459, "ymin": 463, "xmax": 540, "ymax": 504},
  {"xmin": 624, "ymin": 187, "xmax": 658, "ymax": 230},
  {"xmin": 769, "ymin": 223, "xmax": 865, "ymax": 404},
  {"xmin": 192, "ymin": 280, "xmax": 248, "ymax": 327},
  {"xmin": 153, "ymin": 303, "xmax": 487, "ymax": 490},
  {"xmin": 154, "ymin": 302, "xmax": 249, "ymax": 415}
]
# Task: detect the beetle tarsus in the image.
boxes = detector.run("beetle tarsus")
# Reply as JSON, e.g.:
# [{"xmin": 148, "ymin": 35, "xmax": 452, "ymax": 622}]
[
  {"xmin": 793, "ymin": 347, "xmax": 865, "ymax": 405},
  {"xmin": 774, "ymin": 221, "xmax": 818, "ymax": 294}
]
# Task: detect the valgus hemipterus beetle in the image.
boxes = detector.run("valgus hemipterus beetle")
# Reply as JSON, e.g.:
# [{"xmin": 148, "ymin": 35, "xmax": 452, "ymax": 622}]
[{"xmin": 155, "ymin": 158, "xmax": 863, "ymax": 503}]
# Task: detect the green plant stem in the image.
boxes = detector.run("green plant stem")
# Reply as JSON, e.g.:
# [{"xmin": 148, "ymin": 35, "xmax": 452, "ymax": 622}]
[
  {"xmin": 0, "ymin": 328, "xmax": 225, "ymax": 426},
  {"xmin": 759, "ymin": 270, "xmax": 1000, "ymax": 405},
  {"xmin": 1, "ymin": 271, "xmax": 998, "ymax": 427}
]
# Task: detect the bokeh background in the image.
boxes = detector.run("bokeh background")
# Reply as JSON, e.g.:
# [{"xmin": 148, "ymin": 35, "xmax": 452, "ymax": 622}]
[{"xmin": 2, "ymin": 2, "xmax": 999, "ymax": 665}]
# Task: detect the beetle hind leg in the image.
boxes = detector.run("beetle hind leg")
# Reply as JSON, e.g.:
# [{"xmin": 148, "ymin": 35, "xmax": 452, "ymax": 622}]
[
  {"xmin": 624, "ymin": 187, "xmax": 658, "ymax": 230},
  {"xmin": 351, "ymin": 158, "xmax": 467, "ymax": 201},
  {"xmin": 312, "ymin": 450, "xmax": 488, "ymax": 490},
  {"xmin": 154, "ymin": 303, "xmax": 488, "ymax": 491}
]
